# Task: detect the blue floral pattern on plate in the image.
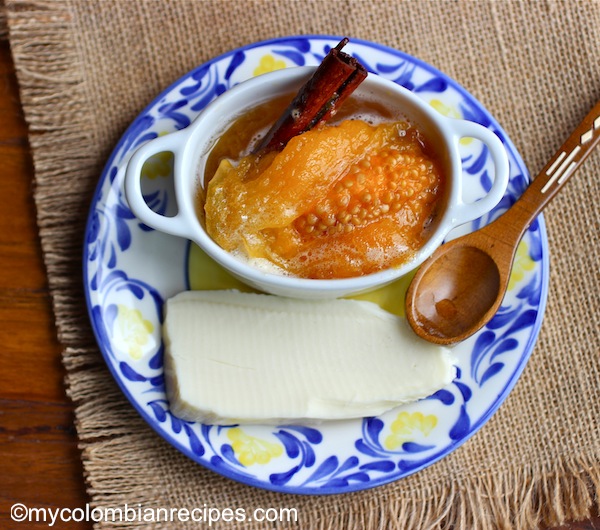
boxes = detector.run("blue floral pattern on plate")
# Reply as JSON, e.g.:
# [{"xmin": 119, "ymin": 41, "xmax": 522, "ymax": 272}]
[{"xmin": 83, "ymin": 36, "xmax": 548, "ymax": 494}]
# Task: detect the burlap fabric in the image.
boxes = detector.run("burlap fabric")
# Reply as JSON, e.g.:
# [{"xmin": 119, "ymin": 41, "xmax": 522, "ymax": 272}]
[{"xmin": 4, "ymin": 0, "xmax": 600, "ymax": 528}]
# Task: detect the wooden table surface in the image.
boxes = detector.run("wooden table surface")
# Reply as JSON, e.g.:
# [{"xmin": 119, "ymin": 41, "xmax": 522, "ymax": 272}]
[{"xmin": 0, "ymin": 37, "xmax": 598, "ymax": 530}]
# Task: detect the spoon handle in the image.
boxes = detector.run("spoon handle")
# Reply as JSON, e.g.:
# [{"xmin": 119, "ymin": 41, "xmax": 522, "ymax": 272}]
[{"xmin": 510, "ymin": 100, "xmax": 600, "ymax": 226}]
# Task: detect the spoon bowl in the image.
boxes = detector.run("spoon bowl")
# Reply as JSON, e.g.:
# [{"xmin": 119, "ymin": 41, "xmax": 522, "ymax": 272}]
[
  {"xmin": 409, "ymin": 242, "xmax": 501, "ymax": 342},
  {"xmin": 406, "ymin": 100, "xmax": 600, "ymax": 345}
]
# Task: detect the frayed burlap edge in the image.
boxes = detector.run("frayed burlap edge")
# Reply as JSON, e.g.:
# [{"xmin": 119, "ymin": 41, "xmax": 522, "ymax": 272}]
[
  {"xmin": 5, "ymin": 1, "xmax": 600, "ymax": 528},
  {"xmin": 0, "ymin": 1, "xmax": 7, "ymax": 40}
]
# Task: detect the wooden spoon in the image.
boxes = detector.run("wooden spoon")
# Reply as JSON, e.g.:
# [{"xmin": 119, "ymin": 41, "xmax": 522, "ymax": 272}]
[{"xmin": 406, "ymin": 100, "xmax": 600, "ymax": 345}]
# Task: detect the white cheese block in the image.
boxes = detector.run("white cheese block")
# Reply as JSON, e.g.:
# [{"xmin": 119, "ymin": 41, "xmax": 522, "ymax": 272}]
[{"xmin": 163, "ymin": 290, "xmax": 456, "ymax": 424}]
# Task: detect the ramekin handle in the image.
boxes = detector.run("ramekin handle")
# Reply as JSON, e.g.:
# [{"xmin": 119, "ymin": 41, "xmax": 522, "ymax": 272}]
[
  {"xmin": 124, "ymin": 131, "xmax": 195, "ymax": 240},
  {"xmin": 448, "ymin": 119, "xmax": 510, "ymax": 226}
]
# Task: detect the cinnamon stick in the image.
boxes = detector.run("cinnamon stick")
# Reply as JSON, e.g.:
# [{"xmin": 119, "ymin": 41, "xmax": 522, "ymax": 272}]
[{"xmin": 255, "ymin": 38, "xmax": 368, "ymax": 153}]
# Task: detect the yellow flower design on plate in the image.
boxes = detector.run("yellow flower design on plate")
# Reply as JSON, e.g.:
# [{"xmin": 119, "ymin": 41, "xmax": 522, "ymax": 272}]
[
  {"xmin": 508, "ymin": 239, "xmax": 535, "ymax": 291},
  {"xmin": 227, "ymin": 427, "xmax": 283, "ymax": 466},
  {"xmin": 141, "ymin": 150, "xmax": 173, "ymax": 180},
  {"xmin": 429, "ymin": 99, "xmax": 472, "ymax": 145},
  {"xmin": 116, "ymin": 304, "xmax": 154, "ymax": 360},
  {"xmin": 254, "ymin": 54, "xmax": 286, "ymax": 76},
  {"xmin": 384, "ymin": 411, "xmax": 437, "ymax": 450}
]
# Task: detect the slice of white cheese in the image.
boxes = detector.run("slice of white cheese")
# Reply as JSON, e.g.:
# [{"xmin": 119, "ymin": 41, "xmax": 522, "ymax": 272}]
[{"xmin": 163, "ymin": 290, "xmax": 456, "ymax": 425}]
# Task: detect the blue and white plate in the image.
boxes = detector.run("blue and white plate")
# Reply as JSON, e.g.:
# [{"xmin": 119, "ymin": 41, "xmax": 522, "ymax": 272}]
[{"xmin": 84, "ymin": 36, "xmax": 548, "ymax": 494}]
